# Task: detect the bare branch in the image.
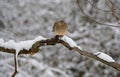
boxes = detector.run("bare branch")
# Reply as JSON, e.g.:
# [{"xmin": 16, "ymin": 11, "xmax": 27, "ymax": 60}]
[
  {"xmin": 76, "ymin": 0, "xmax": 120, "ymax": 27},
  {"xmin": 88, "ymin": 0, "xmax": 111, "ymax": 12},
  {"xmin": 106, "ymin": 0, "xmax": 120, "ymax": 10},
  {"xmin": 11, "ymin": 53, "xmax": 18, "ymax": 77},
  {"xmin": 107, "ymin": 0, "xmax": 120, "ymax": 23}
]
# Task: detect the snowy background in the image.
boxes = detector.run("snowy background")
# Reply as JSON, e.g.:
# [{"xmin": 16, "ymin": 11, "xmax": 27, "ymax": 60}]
[{"xmin": 0, "ymin": 0, "xmax": 120, "ymax": 77}]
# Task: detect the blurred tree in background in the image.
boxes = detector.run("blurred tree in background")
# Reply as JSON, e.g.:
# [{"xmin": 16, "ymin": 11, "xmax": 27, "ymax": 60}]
[{"xmin": 0, "ymin": 0, "xmax": 120, "ymax": 77}]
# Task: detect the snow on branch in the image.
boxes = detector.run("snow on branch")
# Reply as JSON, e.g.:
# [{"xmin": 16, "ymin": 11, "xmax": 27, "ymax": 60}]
[
  {"xmin": 0, "ymin": 35, "xmax": 120, "ymax": 76},
  {"xmin": 0, "ymin": 36, "xmax": 46, "ymax": 53},
  {"xmin": 0, "ymin": 36, "xmax": 46, "ymax": 54},
  {"xmin": 60, "ymin": 35, "xmax": 82, "ymax": 50},
  {"xmin": 0, "ymin": 36, "xmax": 47, "ymax": 77},
  {"xmin": 94, "ymin": 52, "xmax": 115, "ymax": 62}
]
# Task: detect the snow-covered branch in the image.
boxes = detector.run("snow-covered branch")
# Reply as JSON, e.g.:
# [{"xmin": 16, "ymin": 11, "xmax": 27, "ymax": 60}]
[
  {"xmin": 59, "ymin": 36, "xmax": 120, "ymax": 71},
  {"xmin": 0, "ymin": 35, "xmax": 120, "ymax": 77}
]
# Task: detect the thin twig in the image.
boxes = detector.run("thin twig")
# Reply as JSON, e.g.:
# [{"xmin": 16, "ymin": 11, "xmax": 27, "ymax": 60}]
[
  {"xmin": 107, "ymin": 0, "xmax": 120, "ymax": 10},
  {"xmin": 11, "ymin": 52, "xmax": 18, "ymax": 77},
  {"xmin": 88, "ymin": 0, "xmax": 111, "ymax": 12},
  {"xmin": 76, "ymin": 0, "xmax": 120, "ymax": 27},
  {"xmin": 108, "ymin": 0, "xmax": 120, "ymax": 23}
]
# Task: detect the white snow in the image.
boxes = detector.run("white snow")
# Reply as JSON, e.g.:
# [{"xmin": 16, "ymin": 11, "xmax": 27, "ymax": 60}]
[
  {"xmin": 61, "ymin": 35, "xmax": 77, "ymax": 47},
  {"xmin": 28, "ymin": 58, "xmax": 69, "ymax": 77},
  {"xmin": 76, "ymin": 46, "xmax": 82, "ymax": 50},
  {"xmin": 0, "ymin": 35, "xmax": 46, "ymax": 52},
  {"xmin": 61, "ymin": 35, "xmax": 82, "ymax": 50},
  {"xmin": 94, "ymin": 52, "xmax": 115, "ymax": 62},
  {"xmin": 0, "ymin": 36, "xmax": 46, "ymax": 74},
  {"xmin": 0, "ymin": 39, "xmax": 4, "ymax": 47}
]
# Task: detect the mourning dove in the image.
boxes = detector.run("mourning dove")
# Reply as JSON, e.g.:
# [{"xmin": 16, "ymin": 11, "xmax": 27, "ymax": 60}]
[{"xmin": 53, "ymin": 20, "xmax": 68, "ymax": 37}]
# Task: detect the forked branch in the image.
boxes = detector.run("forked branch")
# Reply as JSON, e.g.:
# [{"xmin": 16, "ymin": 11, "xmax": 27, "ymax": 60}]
[{"xmin": 0, "ymin": 35, "xmax": 120, "ymax": 73}]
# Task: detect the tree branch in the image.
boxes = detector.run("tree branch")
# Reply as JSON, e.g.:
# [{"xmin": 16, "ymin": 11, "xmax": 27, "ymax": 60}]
[
  {"xmin": 76, "ymin": 0, "xmax": 120, "ymax": 27},
  {"xmin": 0, "ymin": 36, "xmax": 120, "ymax": 71},
  {"xmin": 11, "ymin": 53, "xmax": 18, "ymax": 77}
]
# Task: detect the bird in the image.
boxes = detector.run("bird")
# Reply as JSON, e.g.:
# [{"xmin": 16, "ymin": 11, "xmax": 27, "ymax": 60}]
[{"xmin": 53, "ymin": 20, "xmax": 68, "ymax": 37}]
